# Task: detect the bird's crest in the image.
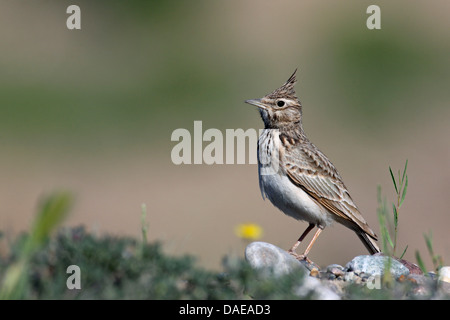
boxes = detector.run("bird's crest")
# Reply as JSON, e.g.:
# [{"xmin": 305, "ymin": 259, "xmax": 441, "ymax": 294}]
[{"xmin": 266, "ymin": 68, "xmax": 298, "ymax": 100}]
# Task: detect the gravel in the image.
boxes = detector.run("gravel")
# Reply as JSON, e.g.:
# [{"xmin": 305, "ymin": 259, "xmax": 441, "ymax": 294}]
[{"xmin": 245, "ymin": 241, "xmax": 450, "ymax": 299}]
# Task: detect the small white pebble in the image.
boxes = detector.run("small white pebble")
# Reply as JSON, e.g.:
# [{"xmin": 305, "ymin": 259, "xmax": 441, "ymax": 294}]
[
  {"xmin": 438, "ymin": 266, "xmax": 450, "ymax": 283},
  {"xmin": 344, "ymin": 271, "xmax": 356, "ymax": 282}
]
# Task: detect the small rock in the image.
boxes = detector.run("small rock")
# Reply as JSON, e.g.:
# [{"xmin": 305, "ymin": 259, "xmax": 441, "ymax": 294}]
[
  {"xmin": 427, "ymin": 271, "xmax": 437, "ymax": 280},
  {"xmin": 298, "ymin": 258, "xmax": 321, "ymax": 271},
  {"xmin": 330, "ymin": 268, "xmax": 345, "ymax": 277},
  {"xmin": 438, "ymin": 266, "xmax": 450, "ymax": 284},
  {"xmin": 245, "ymin": 242, "xmax": 308, "ymax": 276},
  {"xmin": 325, "ymin": 264, "xmax": 345, "ymax": 279},
  {"xmin": 358, "ymin": 272, "xmax": 372, "ymax": 280},
  {"xmin": 344, "ymin": 271, "xmax": 358, "ymax": 283},
  {"xmin": 244, "ymin": 242, "xmax": 341, "ymax": 299},
  {"xmin": 396, "ymin": 257, "xmax": 423, "ymax": 275},
  {"xmin": 345, "ymin": 255, "xmax": 410, "ymax": 279},
  {"xmin": 310, "ymin": 268, "xmax": 320, "ymax": 278},
  {"xmin": 326, "ymin": 264, "xmax": 344, "ymax": 272},
  {"xmin": 327, "ymin": 273, "xmax": 337, "ymax": 280}
]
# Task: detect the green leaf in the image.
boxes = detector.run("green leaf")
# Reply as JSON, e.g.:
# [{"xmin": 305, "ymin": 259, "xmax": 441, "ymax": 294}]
[
  {"xmin": 377, "ymin": 185, "xmax": 382, "ymax": 204},
  {"xmin": 26, "ymin": 192, "xmax": 72, "ymax": 255},
  {"xmin": 141, "ymin": 203, "xmax": 148, "ymax": 243},
  {"xmin": 399, "ymin": 245, "xmax": 408, "ymax": 259},
  {"xmin": 389, "ymin": 166, "xmax": 398, "ymax": 194},
  {"xmin": 386, "ymin": 229, "xmax": 394, "ymax": 248},
  {"xmin": 415, "ymin": 251, "xmax": 427, "ymax": 274},
  {"xmin": 379, "ymin": 214, "xmax": 394, "ymax": 249},
  {"xmin": 424, "ymin": 231, "xmax": 434, "ymax": 256},
  {"xmin": 424, "ymin": 232, "xmax": 433, "ymax": 252},
  {"xmin": 401, "ymin": 159, "xmax": 408, "ymax": 184},
  {"xmin": 393, "ymin": 204, "xmax": 398, "ymax": 228},
  {"xmin": 399, "ymin": 174, "xmax": 408, "ymax": 208},
  {"xmin": 377, "ymin": 204, "xmax": 392, "ymax": 253}
]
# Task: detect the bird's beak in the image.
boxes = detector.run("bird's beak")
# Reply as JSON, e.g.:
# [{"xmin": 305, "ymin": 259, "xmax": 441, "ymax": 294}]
[{"xmin": 245, "ymin": 99, "xmax": 269, "ymax": 110}]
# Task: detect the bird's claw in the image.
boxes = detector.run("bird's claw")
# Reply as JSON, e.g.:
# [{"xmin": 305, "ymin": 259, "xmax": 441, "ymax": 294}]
[{"xmin": 288, "ymin": 250, "xmax": 312, "ymax": 264}]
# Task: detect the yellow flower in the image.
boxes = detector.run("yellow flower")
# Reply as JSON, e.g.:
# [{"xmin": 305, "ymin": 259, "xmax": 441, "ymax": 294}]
[{"xmin": 234, "ymin": 223, "xmax": 263, "ymax": 241}]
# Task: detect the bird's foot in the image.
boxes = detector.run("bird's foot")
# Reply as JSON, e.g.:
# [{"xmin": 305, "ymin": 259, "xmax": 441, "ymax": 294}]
[
  {"xmin": 297, "ymin": 254, "xmax": 313, "ymax": 264},
  {"xmin": 288, "ymin": 250, "xmax": 312, "ymax": 264},
  {"xmin": 288, "ymin": 250, "xmax": 320, "ymax": 271},
  {"xmin": 288, "ymin": 249, "xmax": 300, "ymax": 259}
]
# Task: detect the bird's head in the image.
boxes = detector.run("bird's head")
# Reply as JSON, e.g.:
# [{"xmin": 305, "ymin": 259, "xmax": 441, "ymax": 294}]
[{"xmin": 245, "ymin": 69, "xmax": 302, "ymax": 130}]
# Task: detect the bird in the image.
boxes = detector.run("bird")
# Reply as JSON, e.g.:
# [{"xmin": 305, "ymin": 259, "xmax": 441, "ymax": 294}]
[{"xmin": 245, "ymin": 69, "xmax": 380, "ymax": 262}]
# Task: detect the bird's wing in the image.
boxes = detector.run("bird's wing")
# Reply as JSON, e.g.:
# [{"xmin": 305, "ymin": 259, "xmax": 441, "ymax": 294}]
[{"xmin": 283, "ymin": 145, "xmax": 377, "ymax": 239}]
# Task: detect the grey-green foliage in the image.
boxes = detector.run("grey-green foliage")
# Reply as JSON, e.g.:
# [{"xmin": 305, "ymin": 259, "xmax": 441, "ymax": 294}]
[
  {"xmin": 1, "ymin": 226, "xmax": 310, "ymax": 299},
  {"xmin": 0, "ymin": 191, "xmax": 310, "ymax": 300}
]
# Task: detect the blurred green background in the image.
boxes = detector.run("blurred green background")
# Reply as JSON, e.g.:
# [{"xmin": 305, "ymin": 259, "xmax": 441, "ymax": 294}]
[{"xmin": 0, "ymin": 1, "xmax": 449, "ymax": 269}]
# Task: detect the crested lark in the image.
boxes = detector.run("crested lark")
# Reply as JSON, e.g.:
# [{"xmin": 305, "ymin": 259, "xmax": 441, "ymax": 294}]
[{"xmin": 245, "ymin": 69, "xmax": 380, "ymax": 261}]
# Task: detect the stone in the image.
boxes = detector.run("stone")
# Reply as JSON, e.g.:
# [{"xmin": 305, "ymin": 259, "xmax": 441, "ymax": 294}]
[
  {"xmin": 345, "ymin": 255, "xmax": 410, "ymax": 279},
  {"xmin": 358, "ymin": 272, "xmax": 372, "ymax": 280},
  {"xmin": 327, "ymin": 273, "xmax": 337, "ymax": 280},
  {"xmin": 326, "ymin": 264, "xmax": 345, "ymax": 272},
  {"xmin": 309, "ymin": 268, "xmax": 320, "ymax": 278},
  {"xmin": 298, "ymin": 258, "xmax": 321, "ymax": 271},
  {"xmin": 244, "ymin": 242, "xmax": 341, "ymax": 299},
  {"xmin": 396, "ymin": 257, "xmax": 423, "ymax": 275},
  {"xmin": 397, "ymin": 275, "xmax": 407, "ymax": 282},
  {"xmin": 245, "ymin": 241, "xmax": 308, "ymax": 276},
  {"xmin": 427, "ymin": 271, "xmax": 437, "ymax": 280},
  {"xmin": 438, "ymin": 266, "xmax": 450, "ymax": 284},
  {"xmin": 326, "ymin": 264, "xmax": 345, "ymax": 278},
  {"xmin": 344, "ymin": 271, "xmax": 358, "ymax": 283}
]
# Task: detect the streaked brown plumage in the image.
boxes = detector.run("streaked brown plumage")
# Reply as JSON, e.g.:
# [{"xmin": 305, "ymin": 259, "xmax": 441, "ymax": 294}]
[{"xmin": 245, "ymin": 69, "xmax": 380, "ymax": 261}]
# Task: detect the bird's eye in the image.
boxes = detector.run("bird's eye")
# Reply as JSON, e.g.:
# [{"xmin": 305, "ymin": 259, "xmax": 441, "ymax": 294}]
[{"xmin": 277, "ymin": 100, "xmax": 285, "ymax": 107}]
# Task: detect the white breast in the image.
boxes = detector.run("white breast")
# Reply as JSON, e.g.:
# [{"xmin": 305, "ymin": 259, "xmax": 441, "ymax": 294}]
[{"xmin": 258, "ymin": 129, "xmax": 332, "ymax": 227}]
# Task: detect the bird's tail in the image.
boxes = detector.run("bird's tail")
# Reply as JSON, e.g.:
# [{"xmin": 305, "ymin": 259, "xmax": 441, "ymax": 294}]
[{"xmin": 356, "ymin": 232, "xmax": 381, "ymax": 255}]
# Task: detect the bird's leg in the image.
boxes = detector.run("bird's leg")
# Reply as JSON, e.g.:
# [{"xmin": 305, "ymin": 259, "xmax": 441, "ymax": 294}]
[
  {"xmin": 297, "ymin": 225, "xmax": 324, "ymax": 263},
  {"xmin": 288, "ymin": 223, "xmax": 315, "ymax": 258}
]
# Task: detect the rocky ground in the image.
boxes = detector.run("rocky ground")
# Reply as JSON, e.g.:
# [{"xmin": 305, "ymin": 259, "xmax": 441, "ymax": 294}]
[{"xmin": 245, "ymin": 241, "xmax": 450, "ymax": 300}]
